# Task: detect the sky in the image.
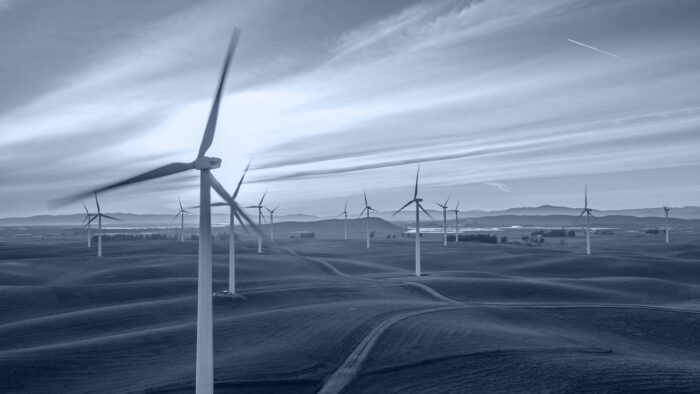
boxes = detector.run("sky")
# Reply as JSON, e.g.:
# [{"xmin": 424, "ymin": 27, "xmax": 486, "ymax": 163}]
[{"xmin": 1, "ymin": 0, "xmax": 699, "ymax": 218}]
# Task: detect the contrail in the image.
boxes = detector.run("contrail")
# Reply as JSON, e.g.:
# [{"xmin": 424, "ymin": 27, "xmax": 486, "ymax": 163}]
[{"xmin": 567, "ymin": 38, "xmax": 632, "ymax": 63}]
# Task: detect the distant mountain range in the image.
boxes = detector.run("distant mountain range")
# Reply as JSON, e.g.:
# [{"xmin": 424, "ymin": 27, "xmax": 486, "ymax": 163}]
[{"xmin": 1, "ymin": 205, "xmax": 699, "ymax": 227}]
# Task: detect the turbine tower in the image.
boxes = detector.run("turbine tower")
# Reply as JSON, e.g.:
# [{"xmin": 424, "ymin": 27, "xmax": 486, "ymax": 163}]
[
  {"xmin": 451, "ymin": 200, "xmax": 460, "ymax": 243},
  {"xmin": 359, "ymin": 191, "xmax": 376, "ymax": 249},
  {"xmin": 87, "ymin": 192, "xmax": 121, "ymax": 257},
  {"xmin": 50, "ymin": 29, "xmax": 248, "ymax": 394},
  {"xmin": 247, "ymin": 191, "xmax": 266, "ymax": 253},
  {"xmin": 575, "ymin": 186, "xmax": 594, "ymax": 255},
  {"xmin": 394, "ymin": 166, "xmax": 433, "ymax": 277},
  {"xmin": 663, "ymin": 204, "xmax": 671, "ymax": 244},
  {"xmin": 265, "ymin": 205, "xmax": 279, "ymax": 242},
  {"xmin": 436, "ymin": 196, "xmax": 450, "ymax": 247},
  {"xmin": 338, "ymin": 201, "xmax": 349, "ymax": 240},
  {"xmin": 172, "ymin": 198, "xmax": 190, "ymax": 242},
  {"xmin": 210, "ymin": 164, "xmax": 255, "ymax": 295},
  {"xmin": 81, "ymin": 201, "xmax": 95, "ymax": 248}
]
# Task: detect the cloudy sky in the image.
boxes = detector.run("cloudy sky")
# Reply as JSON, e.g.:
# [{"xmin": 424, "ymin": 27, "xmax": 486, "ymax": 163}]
[{"xmin": 1, "ymin": 0, "xmax": 699, "ymax": 217}]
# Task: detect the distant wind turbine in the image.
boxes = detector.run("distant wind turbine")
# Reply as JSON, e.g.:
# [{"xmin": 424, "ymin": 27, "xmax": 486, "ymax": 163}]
[
  {"xmin": 172, "ymin": 198, "xmax": 190, "ymax": 242},
  {"xmin": 81, "ymin": 201, "xmax": 95, "ymax": 248},
  {"xmin": 575, "ymin": 186, "xmax": 594, "ymax": 255},
  {"xmin": 210, "ymin": 164, "xmax": 256, "ymax": 296},
  {"xmin": 436, "ymin": 196, "xmax": 450, "ymax": 247},
  {"xmin": 86, "ymin": 192, "xmax": 120, "ymax": 257},
  {"xmin": 247, "ymin": 191, "xmax": 267, "ymax": 253},
  {"xmin": 451, "ymin": 200, "xmax": 460, "ymax": 243},
  {"xmin": 663, "ymin": 204, "xmax": 671, "ymax": 244},
  {"xmin": 338, "ymin": 201, "xmax": 349, "ymax": 240},
  {"xmin": 50, "ymin": 28, "xmax": 251, "ymax": 394},
  {"xmin": 265, "ymin": 205, "xmax": 279, "ymax": 242},
  {"xmin": 394, "ymin": 166, "xmax": 433, "ymax": 277},
  {"xmin": 359, "ymin": 190, "xmax": 377, "ymax": 249}
]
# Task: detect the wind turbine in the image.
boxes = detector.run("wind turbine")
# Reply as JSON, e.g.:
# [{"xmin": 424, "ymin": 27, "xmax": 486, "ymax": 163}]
[
  {"xmin": 338, "ymin": 201, "xmax": 349, "ymax": 240},
  {"xmin": 575, "ymin": 186, "xmax": 594, "ymax": 255},
  {"xmin": 50, "ymin": 29, "xmax": 251, "ymax": 394},
  {"xmin": 265, "ymin": 205, "xmax": 279, "ymax": 242},
  {"xmin": 394, "ymin": 166, "xmax": 433, "ymax": 277},
  {"xmin": 247, "ymin": 191, "xmax": 266, "ymax": 253},
  {"xmin": 451, "ymin": 200, "xmax": 460, "ymax": 243},
  {"xmin": 172, "ymin": 198, "xmax": 190, "ymax": 242},
  {"xmin": 86, "ymin": 192, "xmax": 121, "ymax": 257},
  {"xmin": 81, "ymin": 201, "xmax": 95, "ymax": 248},
  {"xmin": 210, "ymin": 164, "xmax": 254, "ymax": 296},
  {"xmin": 663, "ymin": 204, "xmax": 671, "ymax": 244},
  {"xmin": 359, "ymin": 190, "xmax": 377, "ymax": 249},
  {"xmin": 436, "ymin": 196, "xmax": 450, "ymax": 247}
]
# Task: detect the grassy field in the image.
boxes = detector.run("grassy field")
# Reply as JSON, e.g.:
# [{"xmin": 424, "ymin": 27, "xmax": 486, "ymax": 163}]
[{"xmin": 0, "ymin": 230, "xmax": 699, "ymax": 393}]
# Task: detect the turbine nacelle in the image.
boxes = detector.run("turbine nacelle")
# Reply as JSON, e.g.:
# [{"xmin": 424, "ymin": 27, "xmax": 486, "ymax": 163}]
[{"xmin": 195, "ymin": 156, "xmax": 222, "ymax": 170}]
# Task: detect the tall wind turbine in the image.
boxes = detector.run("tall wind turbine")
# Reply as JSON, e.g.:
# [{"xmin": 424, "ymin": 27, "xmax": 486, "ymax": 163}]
[
  {"xmin": 575, "ymin": 186, "xmax": 594, "ymax": 255},
  {"xmin": 247, "ymin": 191, "xmax": 266, "ymax": 253},
  {"xmin": 81, "ymin": 201, "xmax": 95, "ymax": 247},
  {"xmin": 394, "ymin": 166, "xmax": 433, "ymax": 277},
  {"xmin": 663, "ymin": 204, "xmax": 671, "ymax": 244},
  {"xmin": 436, "ymin": 196, "xmax": 450, "ymax": 247},
  {"xmin": 265, "ymin": 205, "xmax": 279, "ymax": 242},
  {"xmin": 50, "ymin": 29, "xmax": 250, "ymax": 394},
  {"xmin": 87, "ymin": 192, "xmax": 121, "ymax": 257},
  {"xmin": 338, "ymin": 201, "xmax": 349, "ymax": 240},
  {"xmin": 359, "ymin": 191, "xmax": 376, "ymax": 249},
  {"xmin": 210, "ymin": 164, "xmax": 255, "ymax": 296},
  {"xmin": 173, "ymin": 198, "xmax": 190, "ymax": 242},
  {"xmin": 451, "ymin": 200, "xmax": 460, "ymax": 243}
]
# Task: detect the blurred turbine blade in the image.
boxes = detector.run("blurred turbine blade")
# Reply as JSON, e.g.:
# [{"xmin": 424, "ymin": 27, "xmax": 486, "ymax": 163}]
[
  {"xmin": 232, "ymin": 160, "xmax": 250, "ymax": 199},
  {"xmin": 94, "ymin": 192, "xmax": 100, "ymax": 213},
  {"xmin": 50, "ymin": 162, "xmax": 196, "ymax": 208},
  {"xmin": 444, "ymin": 195, "xmax": 450, "ymax": 206},
  {"xmin": 210, "ymin": 202, "xmax": 228, "ymax": 207},
  {"xmin": 198, "ymin": 28, "xmax": 241, "ymax": 158},
  {"xmin": 574, "ymin": 210, "xmax": 586, "ymax": 225},
  {"xmin": 259, "ymin": 190, "xmax": 267, "ymax": 206},
  {"xmin": 172, "ymin": 211, "xmax": 182, "ymax": 221},
  {"xmin": 82, "ymin": 201, "xmax": 89, "ymax": 214},
  {"xmin": 101, "ymin": 214, "xmax": 121, "ymax": 221},
  {"xmin": 359, "ymin": 207, "xmax": 367, "ymax": 218},
  {"xmin": 209, "ymin": 173, "xmax": 234, "ymax": 206},
  {"xmin": 179, "ymin": 198, "xmax": 183, "ymax": 211},
  {"xmin": 364, "ymin": 190, "xmax": 368, "ymax": 207},
  {"xmin": 232, "ymin": 209, "xmax": 251, "ymax": 236},
  {"xmin": 233, "ymin": 203, "xmax": 262, "ymax": 237},
  {"xmin": 419, "ymin": 203, "xmax": 433, "ymax": 220}
]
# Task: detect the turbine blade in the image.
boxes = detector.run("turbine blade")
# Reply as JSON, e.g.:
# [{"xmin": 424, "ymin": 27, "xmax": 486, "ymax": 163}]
[
  {"xmin": 455, "ymin": 200, "xmax": 460, "ymax": 210},
  {"xmin": 179, "ymin": 198, "xmax": 183, "ymax": 211},
  {"xmin": 419, "ymin": 203, "xmax": 434, "ymax": 220},
  {"xmin": 210, "ymin": 202, "xmax": 228, "ymax": 207},
  {"xmin": 101, "ymin": 214, "xmax": 121, "ymax": 221},
  {"xmin": 584, "ymin": 185, "xmax": 588, "ymax": 209},
  {"xmin": 50, "ymin": 162, "xmax": 197, "ymax": 208},
  {"xmin": 574, "ymin": 210, "xmax": 585, "ymax": 225},
  {"xmin": 87, "ymin": 215, "xmax": 98, "ymax": 225},
  {"xmin": 197, "ymin": 28, "xmax": 241, "ymax": 158},
  {"xmin": 359, "ymin": 207, "xmax": 367, "ymax": 218},
  {"xmin": 232, "ymin": 160, "xmax": 250, "ymax": 199},
  {"xmin": 209, "ymin": 173, "xmax": 234, "ymax": 206},
  {"xmin": 259, "ymin": 190, "xmax": 267, "ymax": 206},
  {"xmin": 94, "ymin": 192, "xmax": 100, "ymax": 213},
  {"xmin": 444, "ymin": 195, "xmax": 450, "ymax": 206},
  {"xmin": 344, "ymin": 200, "xmax": 348, "ymax": 212},
  {"xmin": 172, "ymin": 211, "xmax": 182, "ymax": 221},
  {"xmin": 82, "ymin": 201, "xmax": 89, "ymax": 214},
  {"xmin": 364, "ymin": 190, "xmax": 368, "ymax": 207},
  {"xmin": 232, "ymin": 203, "xmax": 263, "ymax": 237},
  {"xmin": 414, "ymin": 165, "xmax": 420, "ymax": 199},
  {"xmin": 393, "ymin": 200, "xmax": 413, "ymax": 217}
]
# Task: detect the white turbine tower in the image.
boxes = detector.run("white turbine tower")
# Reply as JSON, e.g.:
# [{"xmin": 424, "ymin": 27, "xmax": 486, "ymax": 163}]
[
  {"xmin": 51, "ymin": 29, "xmax": 249, "ymax": 394},
  {"xmin": 359, "ymin": 191, "xmax": 377, "ymax": 249},
  {"xmin": 436, "ymin": 196, "xmax": 450, "ymax": 247},
  {"xmin": 173, "ymin": 198, "xmax": 190, "ymax": 242},
  {"xmin": 210, "ymin": 164, "xmax": 255, "ymax": 296},
  {"xmin": 265, "ymin": 205, "xmax": 279, "ymax": 242},
  {"xmin": 575, "ymin": 186, "xmax": 594, "ymax": 255},
  {"xmin": 451, "ymin": 200, "xmax": 460, "ymax": 243},
  {"xmin": 394, "ymin": 166, "xmax": 433, "ymax": 277},
  {"xmin": 338, "ymin": 201, "xmax": 349, "ymax": 240},
  {"xmin": 86, "ymin": 192, "xmax": 121, "ymax": 258},
  {"xmin": 247, "ymin": 191, "xmax": 266, "ymax": 254},
  {"xmin": 81, "ymin": 201, "xmax": 95, "ymax": 248},
  {"xmin": 663, "ymin": 204, "xmax": 671, "ymax": 244}
]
